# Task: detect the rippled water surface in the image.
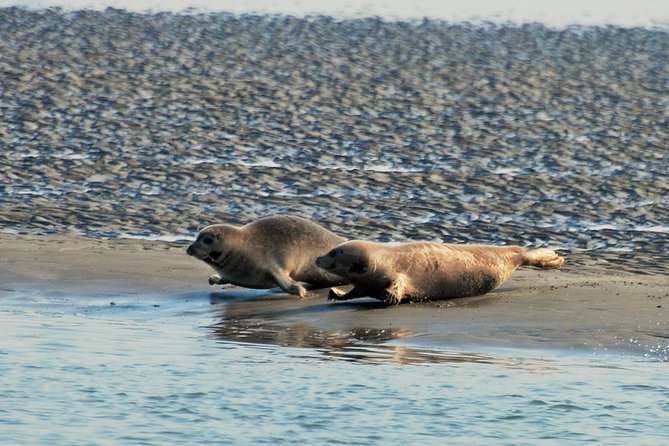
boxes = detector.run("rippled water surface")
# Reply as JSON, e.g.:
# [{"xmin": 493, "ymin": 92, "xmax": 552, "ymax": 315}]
[{"xmin": 2, "ymin": 290, "xmax": 668, "ymax": 445}]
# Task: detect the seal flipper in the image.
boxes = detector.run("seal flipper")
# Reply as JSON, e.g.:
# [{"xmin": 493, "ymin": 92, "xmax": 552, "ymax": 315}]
[
  {"xmin": 521, "ymin": 248, "xmax": 564, "ymax": 269},
  {"xmin": 208, "ymin": 274, "xmax": 228, "ymax": 286},
  {"xmin": 272, "ymin": 270, "xmax": 308, "ymax": 298},
  {"xmin": 328, "ymin": 287, "xmax": 366, "ymax": 301},
  {"xmin": 382, "ymin": 275, "xmax": 411, "ymax": 305}
]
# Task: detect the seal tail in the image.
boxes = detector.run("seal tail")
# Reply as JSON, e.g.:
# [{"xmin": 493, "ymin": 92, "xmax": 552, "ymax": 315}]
[{"xmin": 521, "ymin": 248, "xmax": 564, "ymax": 269}]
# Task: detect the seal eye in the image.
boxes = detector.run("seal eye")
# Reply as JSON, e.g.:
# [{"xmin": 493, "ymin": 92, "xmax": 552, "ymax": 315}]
[{"xmin": 202, "ymin": 236, "xmax": 214, "ymax": 245}]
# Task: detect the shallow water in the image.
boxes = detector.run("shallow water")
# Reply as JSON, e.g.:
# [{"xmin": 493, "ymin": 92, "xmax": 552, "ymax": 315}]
[{"xmin": 2, "ymin": 289, "xmax": 668, "ymax": 445}]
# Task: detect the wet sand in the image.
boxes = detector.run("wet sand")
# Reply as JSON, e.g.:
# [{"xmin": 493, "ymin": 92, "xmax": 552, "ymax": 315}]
[{"xmin": 3, "ymin": 233, "xmax": 667, "ymax": 357}]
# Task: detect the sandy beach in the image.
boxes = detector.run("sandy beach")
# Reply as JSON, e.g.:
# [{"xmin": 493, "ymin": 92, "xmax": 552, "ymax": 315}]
[{"xmin": 3, "ymin": 233, "xmax": 666, "ymax": 357}]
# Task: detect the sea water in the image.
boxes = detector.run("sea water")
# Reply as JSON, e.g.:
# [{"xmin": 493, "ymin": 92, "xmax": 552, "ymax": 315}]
[{"xmin": 1, "ymin": 288, "xmax": 668, "ymax": 445}]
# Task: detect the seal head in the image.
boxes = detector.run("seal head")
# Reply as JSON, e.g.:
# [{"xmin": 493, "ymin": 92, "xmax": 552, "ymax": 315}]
[
  {"xmin": 316, "ymin": 243, "xmax": 371, "ymax": 276},
  {"xmin": 187, "ymin": 225, "xmax": 234, "ymax": 267}
]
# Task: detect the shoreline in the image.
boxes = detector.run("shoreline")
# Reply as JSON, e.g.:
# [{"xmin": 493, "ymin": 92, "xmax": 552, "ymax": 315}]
[{"xmin": 3, "ymin": 233, "xmax": 667, "ymax": 359}]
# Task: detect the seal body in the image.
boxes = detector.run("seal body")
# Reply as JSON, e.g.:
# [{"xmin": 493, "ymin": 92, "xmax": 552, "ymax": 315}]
[
  {"xmin": 315, "ymin": 240, "xmax": 564, "ymax": 304},
  {"xmin": 187, "ymin": 216, "xmax": 347, "ymax": 298}
]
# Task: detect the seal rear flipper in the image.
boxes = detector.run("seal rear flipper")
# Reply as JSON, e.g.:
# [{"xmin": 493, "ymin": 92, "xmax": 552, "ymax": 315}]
[{"xmin": 522, "ymin": 248, "xmax": 565, "ymax": 269}]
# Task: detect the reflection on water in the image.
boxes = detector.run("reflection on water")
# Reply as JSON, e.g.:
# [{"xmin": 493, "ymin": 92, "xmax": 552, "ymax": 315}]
[
  {"xmin": 212, "ymin": 318, "xmax": 411, "ymax": 349},
  {"xmin": 211, "ymin": 318, "xmax": 511, "ymax": 365},
  {"xmin": 207, "ymin": 288, "xmax": 448, "ymax": 365},
  {"xmin": 206, "ymin": 287, "xmax": 501, "ymax": 365}
]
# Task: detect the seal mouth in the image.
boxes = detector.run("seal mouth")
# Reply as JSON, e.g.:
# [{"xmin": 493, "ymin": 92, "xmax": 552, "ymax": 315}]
[
  {"xmin": 207, "ymin": 251, "xmax": 223, "ymax": 263},
  {"xmin": 187, "ymin": 244, "xmax": 210, "ymax": 260},
  {"xmin": 207, "ymin": 251, "xmax": 236, "ymax": 267}
]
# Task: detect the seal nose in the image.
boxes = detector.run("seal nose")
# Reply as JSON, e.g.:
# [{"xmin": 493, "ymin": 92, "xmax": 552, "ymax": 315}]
[{"xmin": 186, "ymin": 244, "xmax": 195, "ymax": 256}]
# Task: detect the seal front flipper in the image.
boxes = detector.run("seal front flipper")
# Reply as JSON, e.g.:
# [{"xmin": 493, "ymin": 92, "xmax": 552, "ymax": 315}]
[
  {"xmin": 208, "ymin": 274, "xmax": 228, "ymax": 286},
  {"xmin": 381, "ymin": 275, "xmax": 412, "ymax": 305},
  {"xmin": 272, "ymin": 270, "xmax": 308, "ymax": 298},
  {"xmin": 327, "ymin": 286, "xmax": 367, "ymax": 301}
]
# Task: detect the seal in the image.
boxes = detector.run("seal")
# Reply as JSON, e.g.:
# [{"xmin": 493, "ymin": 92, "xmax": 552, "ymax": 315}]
[
  {"xmin": 315, "ymin": 240, "xmax": 564, "ymax": 304},
  {"xmin": 186, "ymin": 215, "xmax": 347, "ymax": 298}
]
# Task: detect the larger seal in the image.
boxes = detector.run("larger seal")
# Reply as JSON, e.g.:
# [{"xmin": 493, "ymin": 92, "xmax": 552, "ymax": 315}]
[
  {"xmin": 315, "ymin": 240, "xmax": 564, "ymax": 304},
  {"xmin": 187, "ymin": 215, "xmax": 347, "ymax": 298}
]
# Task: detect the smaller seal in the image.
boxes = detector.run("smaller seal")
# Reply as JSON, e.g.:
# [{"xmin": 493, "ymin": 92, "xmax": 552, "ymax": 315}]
[
  {"xmin": 315, "ymin": 240, "xmax": 564, "ymax": 304},
  {"xmin": 187, "ymin": 215, "xmax": 347, "ymax": 298}
]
